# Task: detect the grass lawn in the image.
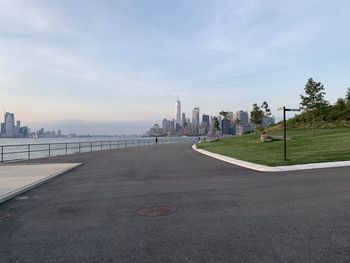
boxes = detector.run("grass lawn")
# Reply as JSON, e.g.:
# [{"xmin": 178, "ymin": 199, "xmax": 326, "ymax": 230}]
[{"xmin": 197, "ymin": 128, "xmax": 350, "ymax": 166}]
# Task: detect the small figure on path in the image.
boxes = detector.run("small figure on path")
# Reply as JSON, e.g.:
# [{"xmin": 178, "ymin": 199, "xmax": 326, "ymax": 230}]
[{"xmin": 155, "ymin": 137, "xmax": 158, "ymax": 144}]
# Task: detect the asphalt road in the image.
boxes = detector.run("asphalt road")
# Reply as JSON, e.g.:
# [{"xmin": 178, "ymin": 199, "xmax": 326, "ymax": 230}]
[{"xmin": 1, "ymin": 143, "xmax": 350, "ymax": 263}]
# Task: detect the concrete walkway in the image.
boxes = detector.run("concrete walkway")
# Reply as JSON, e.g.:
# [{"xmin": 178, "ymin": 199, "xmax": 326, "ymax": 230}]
[
  {"xmin": 0, "ymin": 163, "xmax": 82, "ymax": 204},
  {"xmin": 193, "ymin": 144, "xmax": 350, "ymax": 172}
]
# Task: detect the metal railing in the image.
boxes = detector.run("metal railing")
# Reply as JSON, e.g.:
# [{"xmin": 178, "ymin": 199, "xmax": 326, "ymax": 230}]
[{"xmin": 0, "ymin": 137, "xmax": 201, "ymax": 162}]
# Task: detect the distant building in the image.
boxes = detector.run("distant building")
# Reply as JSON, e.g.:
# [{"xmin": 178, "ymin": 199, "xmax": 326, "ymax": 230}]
[
  {"xmin": 192, "ymin": 108, "xmax": 200, "ymax": 135},
  {"xmin": 175, "ymin": 97, "xmax": 181, "ymax": 132},
  {"xmin": 162, "ymin": 118, "xmax": 168, "ymax": 135},
  {"xmin": 37, "ymin": 128, "xmax": 44, "ymax": 137},
  {"xmin": 4, "ymin": 112, "xmax": 15, "ymax": 137},
  {"xmin": 202, "ymin": 114, "xmax": 210, "ymax": 134},
  {"xmin": 221, "ymin": 119, "xmax": 235, "ymax": 135},
  {"xmin": 0, "ymin": 122, "xmax": 5, "ymax": 135},
  {"xmin": 167, "ymin": 120, "xmax": 176, "ymax": 136},
  {"xmin": 182, "ymin": 113, "xmax": 186, "ymax": 126},
  {"xmin": 202, "ymin": 114, "xmax": 209, "ymax": 126},
  {"xmin": 236, "ymin": 110, "xmax": 251, "ymax": 134},
  {"xmin": 19, "ymin": 126, "xmax": 29, "ymax": 137},
  {"xmin": 199, "ymin": 122, "xmax": 208, "ymax": 135},
  {"xmin": 15, "ymin": 120, "xmax": 20, "ymax": 136},
  {"xmin": 261, "ymin": 116, "xmax": 275, "ymax": 128}
]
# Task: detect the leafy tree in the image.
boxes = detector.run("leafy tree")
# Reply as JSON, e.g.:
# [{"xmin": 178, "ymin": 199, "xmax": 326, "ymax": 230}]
[
  {"xmin": 334, "ymin": 98, "xmax": 347, "ymax": 119},
  {"xmin": 219, "ymin": 111, "xmax": 229, "ymax": 119},
  {"xmin": 261, "ymin": 101, "xmax": 271, "ymax": 117},
  {"xmin": 346, "ymin": 87, "xmax": 350, "ymax": 108},
  {"xmin": 250, "ymin": 103, "xmax": 263, "ymax": 131},
  {"xmin": 213, "ymin": 117, "xmax": 221, "ymax": 132},
  {"xmin": 235, "ymin": 118, "xmax": 240, "ymax": 126},
  {"xmin": 300, "ymin": 78, "xmax": 328, "ymax": 136}
]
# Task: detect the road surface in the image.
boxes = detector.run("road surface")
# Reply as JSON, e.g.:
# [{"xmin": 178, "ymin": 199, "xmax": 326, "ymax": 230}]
[{"xmin": 1, "ymin": 143, "xmax": 350, "ymax": 262}]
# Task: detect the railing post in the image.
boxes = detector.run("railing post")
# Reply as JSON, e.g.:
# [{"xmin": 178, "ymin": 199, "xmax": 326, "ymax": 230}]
[
  {"xmin": 1, "ymin": 145, "xmax": 3, "ymax": 162},
  {"xmin": 65, "ymin": 143, "xmax": 68, "ymax": 155},
  {"xmin": 91, "ymin": 141, "xmax": 93, "ymax": 152},
  {"xmin": 117, "ymin": 140, "xmax": 119, "ymax": 148},
  {"xmin": 101, "ymin": 141, "xmax": 103, "ymax": 151},
  {"xmin": 109, "ymin": 140, "xmax": 112, "ymax": 149},
  {"xmin": 48, "ymin": 144, "xmax": 51, "ymax": 157},
  {"xmin": 125, "ymin": 141, "xmax": 127, "ymax": 148},
  {"xmin": 28, "ymin": 145, "xmax": 30, "ymax": 160}
]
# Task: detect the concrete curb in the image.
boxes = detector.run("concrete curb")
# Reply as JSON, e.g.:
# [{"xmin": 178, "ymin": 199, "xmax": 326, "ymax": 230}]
[
  {"xmin": 0, "ymin": 163, "xmax": 83, "ymax": 204},
  {"xmin": 192, "ymin": 144, "xmax": 350, "ymax": 172}
]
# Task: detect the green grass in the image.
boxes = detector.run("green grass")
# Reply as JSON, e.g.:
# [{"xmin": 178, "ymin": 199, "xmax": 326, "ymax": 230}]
[{"xmin": 197, "ymin": 128, "xmax": 350, "ymax": 166}]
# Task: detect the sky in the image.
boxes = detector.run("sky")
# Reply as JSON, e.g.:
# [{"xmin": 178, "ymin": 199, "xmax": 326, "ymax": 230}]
[{"xmin": 0, "ymin": 0, "xmax": 349, "ymax": 134}]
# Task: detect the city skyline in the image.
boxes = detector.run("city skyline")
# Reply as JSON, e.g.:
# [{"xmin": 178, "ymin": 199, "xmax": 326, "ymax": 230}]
[{"xmin": 1, "ymin": 0, "xmax": 350, "ymax": 131}]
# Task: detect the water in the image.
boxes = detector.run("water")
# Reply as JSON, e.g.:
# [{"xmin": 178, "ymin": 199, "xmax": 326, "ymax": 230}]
[
  {"xmin": 0, "ymin": 136, "xmax": 198, "ymax": 162},
  {"xmin": 0, "ymin": 136, "xmax": 143, "ymax": 146}
]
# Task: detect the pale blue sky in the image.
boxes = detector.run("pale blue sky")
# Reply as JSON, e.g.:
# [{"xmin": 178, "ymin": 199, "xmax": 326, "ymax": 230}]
[{"xmin": 0, "ymin": 0, "xmax": 349, "ymax": 134}]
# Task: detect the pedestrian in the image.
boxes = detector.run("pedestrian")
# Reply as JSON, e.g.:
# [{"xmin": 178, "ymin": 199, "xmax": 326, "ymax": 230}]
[{"xmin": 155, "ymin": 137, "xmax": 158, "ymax": 144}]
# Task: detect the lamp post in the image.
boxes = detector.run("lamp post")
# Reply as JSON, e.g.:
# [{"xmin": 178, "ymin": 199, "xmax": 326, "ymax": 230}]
[{"xmin": 278, "ymin": 107, "xmax": 300, "ymax": 160}]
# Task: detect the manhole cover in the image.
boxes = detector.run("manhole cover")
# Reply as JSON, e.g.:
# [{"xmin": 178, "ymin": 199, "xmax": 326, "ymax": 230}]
[
  {"xmin": 0, "ymin": 211, "xmax": 10, "ymax": 222},
  {"xmin": 138, "ymin": 205, "xmax": 176, "ymax": 217}
]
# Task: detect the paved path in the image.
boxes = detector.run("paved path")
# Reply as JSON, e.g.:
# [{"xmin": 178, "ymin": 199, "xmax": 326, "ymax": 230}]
[
  {"xmin": 0, "ymin": 143, "xmax": 350, "ymax": 262},
  {"xmin": 0, "ymin": 163, "xmax": 82, "ymax": 204}
]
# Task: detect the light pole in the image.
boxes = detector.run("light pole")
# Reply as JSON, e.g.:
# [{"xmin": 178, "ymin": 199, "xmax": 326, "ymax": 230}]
[{"xmin": 278, "ymin": 107, "xmax": 300, "ymax": 161}]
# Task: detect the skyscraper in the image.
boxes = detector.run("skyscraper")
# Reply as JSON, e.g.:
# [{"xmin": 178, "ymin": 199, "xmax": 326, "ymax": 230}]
[
  {"xmin": 4, "ymin": 112, "xmax": 15, "ymax": 137},
  {"xmin": 192, "ymin": 107, "xmax": 200, "ymax": 135},
  {"xmin": 202, "ymin": 114, "xmax": 209, "ymax": 126},
  {"xmin": 175, "ymin": 96, "xmax": 181, "ymax": 132},
  {"xmin": 182, "ymin": 113, "xmax": 186, "ymax": 126}
]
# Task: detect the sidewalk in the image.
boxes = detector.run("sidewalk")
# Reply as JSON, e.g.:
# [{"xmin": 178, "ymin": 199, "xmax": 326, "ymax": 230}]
[
  {"xmin": 0, "ymin": 163, "xmax": 82, "ymax": 204},
  {"xmin": 192, "ymin": 144, "xmax": 350, "ymax": 172}
]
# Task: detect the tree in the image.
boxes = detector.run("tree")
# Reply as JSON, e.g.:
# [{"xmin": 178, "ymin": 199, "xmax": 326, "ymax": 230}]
[
  {"xmin": 213, "ymin": 117, "xmax": 221, "ymax": 133},
  {"xmin": 235, "ymin": 118, "xmax": 240, "ymax": 126},
  {"xmin": 346, "ymin": 87, "xmax": 350, "ymax": 108},
  {"xmin": 261, "ymin": 101, "xmax": 271, "ymax": 117},
  {"xmin": 219, "ymin": 111, "xmax": 229, "ymax": 119},
  {"xmin": 250, "ymin": 103, "xmax": 263, "ymax": 131},
  {"xmin": 300, "ymin": 78, "xmax": 328, "ymax": 136}
]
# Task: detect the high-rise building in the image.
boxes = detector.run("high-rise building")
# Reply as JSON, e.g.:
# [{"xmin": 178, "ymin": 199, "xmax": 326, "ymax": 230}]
[
  {"xmin": 162, "ymin": 118, "xmax": 168, "ymax": 135},
  {"xmin": 19, "ymin": 126, "xmax": 29, "ymax": 137},
  {"xmin": 167, "ymin": 119, "xmax": 175, "ymax": 136},
  {"xmin": 182, "ymin": 113, "xmax": 186, "ymax": 126},
  {"xmin": 0, "ymin": 122, "xmax": 5, "ymax": 135},
  {"xmin": 236, "ymin": 110, "xmax": 251, "ymax": 134},
  {"xmin": 192, "ymin": 107, "xmax": 200, "ymax": 135},
  {"xmin": 4, "ymin": 112, "xmax": 15, "ymax": 137},
  {"xmin": 15, "ymin": 120, "xmax": 20, "ymax": 136},
  {"xmin": 202, "ymin": 114, "xmax": 209, "ymax": 126},
  {"xmin": 175, "ymin": 96, "xmax": 181, "ymax": 129},
  {"xmin": 236, "ymin": 111, "xmax": 249, "ymax": 126},
  {"xmin": 221, "ymin": 119, "xmax": 235, "ymax": 135}
]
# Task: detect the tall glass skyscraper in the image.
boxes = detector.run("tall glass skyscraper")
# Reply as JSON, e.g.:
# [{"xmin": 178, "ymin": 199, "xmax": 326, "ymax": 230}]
[
  {"xmin": 5, "ymin": 112, "xmax": 15, "ymax": 137},
  {"xmin": 192, "ymin": 107, "xmax": 200, "ymax": 135},
  {"xmin": 175, "ymin": 96, "xmax": 181, "ymax": 131}
]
